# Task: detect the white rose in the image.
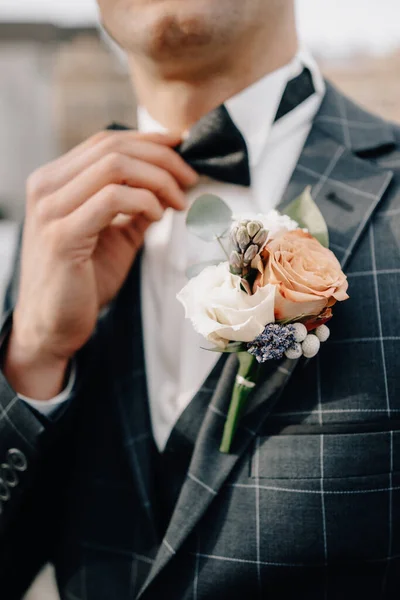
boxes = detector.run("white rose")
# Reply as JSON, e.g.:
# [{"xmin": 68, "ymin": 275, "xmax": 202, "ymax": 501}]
[{"xmin": 177, "ymin": 262, "xmax": 276, "ymax": 348}]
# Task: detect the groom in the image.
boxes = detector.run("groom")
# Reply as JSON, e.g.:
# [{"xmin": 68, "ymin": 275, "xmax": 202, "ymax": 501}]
[{"xmin": 1, "ymin": 1, "xmax": 400, "ymax": 598}]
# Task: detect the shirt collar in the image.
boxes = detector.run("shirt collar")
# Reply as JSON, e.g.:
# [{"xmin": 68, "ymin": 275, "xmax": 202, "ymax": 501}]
[
  {"xmin": 138, "ymin": 49, "xmax": 325, "ymax": 167},
  {"xmin": 226, "ymin": 49, "xmax": 324, "ymax": 167}
]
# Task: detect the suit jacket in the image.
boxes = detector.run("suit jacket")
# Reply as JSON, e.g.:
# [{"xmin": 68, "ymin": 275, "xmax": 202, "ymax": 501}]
[{"xmin": 1, "ymin": 81, "xmax": 400, "ymax": 600}]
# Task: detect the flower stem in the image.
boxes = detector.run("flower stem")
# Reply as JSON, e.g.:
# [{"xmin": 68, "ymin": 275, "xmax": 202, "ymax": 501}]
[
  {"xmin": 215, "ymin": 235, "xmax": 230, "ymax": 260},
  {"xmin": 220, "ymin": 352, "xmax": 257, "ymax": 453}
]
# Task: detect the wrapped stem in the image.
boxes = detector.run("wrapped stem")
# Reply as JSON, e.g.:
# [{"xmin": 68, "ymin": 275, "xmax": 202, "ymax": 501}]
[{"xmin": 219, "ymin": 352, "xmax": 257, "ymax": 453}]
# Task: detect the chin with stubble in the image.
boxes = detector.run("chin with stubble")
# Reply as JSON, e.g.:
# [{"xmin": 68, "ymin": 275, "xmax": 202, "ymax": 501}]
[{"xmin": 97, "ymin": 0, "xmax": 271, "ymax": 77}]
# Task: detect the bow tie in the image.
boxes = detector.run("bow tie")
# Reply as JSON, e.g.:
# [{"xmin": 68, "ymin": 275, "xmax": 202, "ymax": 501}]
[{"xmin": 109, "ymin": 67, "xmax": 315, "ymax": 187}]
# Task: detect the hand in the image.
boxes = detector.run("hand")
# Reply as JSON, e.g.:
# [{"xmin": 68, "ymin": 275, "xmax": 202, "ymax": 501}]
[{"xmin": 4, "ymin": 130, "xmax": 198, "ymax": 399}]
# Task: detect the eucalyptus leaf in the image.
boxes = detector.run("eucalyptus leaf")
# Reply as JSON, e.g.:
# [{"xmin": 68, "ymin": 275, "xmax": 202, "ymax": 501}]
[
  {"xmin": 185, "ymin": 260, "xmax": 222, "ymax": 280},
  {"xmin": 186, "ymin": 193, "xmax": 233, "ymax": 242},
  {"xmin": 283, "ymin": 186, "xmax": 329, "ymax": 248},
  {"xmin": 202, "ymin": 342, "xmax": 244, "ymax": 354}
]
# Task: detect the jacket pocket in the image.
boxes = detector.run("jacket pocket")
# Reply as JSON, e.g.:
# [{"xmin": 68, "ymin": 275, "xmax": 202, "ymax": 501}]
[{"xmin": 251, "ymin": 429, "xmax": 400, "ymax": 479}]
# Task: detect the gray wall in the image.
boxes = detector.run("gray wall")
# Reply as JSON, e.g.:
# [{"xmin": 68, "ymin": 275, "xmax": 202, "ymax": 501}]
[{"xmin": 0, "ymin": 41, "xmax": 58, "ymax": 220}]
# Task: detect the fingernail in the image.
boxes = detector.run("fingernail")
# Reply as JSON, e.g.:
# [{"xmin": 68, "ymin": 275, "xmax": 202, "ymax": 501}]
[{"xmin": 186, "ymin": 170, "xmax": 200, "ymax": 187}]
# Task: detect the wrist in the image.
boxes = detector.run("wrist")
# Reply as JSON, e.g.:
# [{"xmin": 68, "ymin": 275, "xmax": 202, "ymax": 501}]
[{"xmin": 3, "ymin": 328, "xmax": 70, "ymax": 400}]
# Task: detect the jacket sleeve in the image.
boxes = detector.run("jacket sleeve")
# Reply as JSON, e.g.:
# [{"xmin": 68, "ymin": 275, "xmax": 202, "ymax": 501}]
[
  {"xmin": 0, "ymin": 228, "xmax": 79, "ymax": 597},
  {"xmin": 0, "ymin": 318, "xmax": 81, "ymax": 597}
]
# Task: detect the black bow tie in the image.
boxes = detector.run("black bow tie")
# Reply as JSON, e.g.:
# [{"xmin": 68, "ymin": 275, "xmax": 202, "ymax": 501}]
[{"xmin": 108, "ymin": 67, "xmax": 315, "ymax": 187}]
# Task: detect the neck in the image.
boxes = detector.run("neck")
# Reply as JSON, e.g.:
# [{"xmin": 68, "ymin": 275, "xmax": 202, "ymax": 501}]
[{"xmin": 127, "ymin": 12, "xmax": 298, "ymax": 133}]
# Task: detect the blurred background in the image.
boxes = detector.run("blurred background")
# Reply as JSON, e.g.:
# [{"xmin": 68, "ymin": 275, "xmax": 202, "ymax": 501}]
[{"xmin": 0, "ymin": 1, "xmax": 399, "ymax": 598}]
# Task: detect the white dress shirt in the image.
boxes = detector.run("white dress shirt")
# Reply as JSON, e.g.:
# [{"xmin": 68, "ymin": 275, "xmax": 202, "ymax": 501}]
[{"xmin": 20, "ymin": 49, "xmax": 325, "ymax": 451}]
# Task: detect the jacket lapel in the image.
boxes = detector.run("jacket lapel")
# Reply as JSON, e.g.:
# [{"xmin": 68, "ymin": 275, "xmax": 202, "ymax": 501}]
[
  {"xmin": 278, "ymin": 80, "xmax": 394, "ymax": 270},
  {"xmin": 137, "ymin": 82, "xmax": 395, "ymax": 598},
  {"xmin": 137, "ymin": 353, "xmax": 298, "ymax": 598}
]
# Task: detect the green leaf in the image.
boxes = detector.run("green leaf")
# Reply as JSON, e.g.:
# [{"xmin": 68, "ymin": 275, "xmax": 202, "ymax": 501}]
[
  {"xmin": 283, "ymin": 186, "xmax": 329, "ymax": 248},
  {"xmin": 185, "ymin": 260, "xmax": 222, "ymax": 279},
  {"xmin": 186, "ymin": 194, "xmax": 233, "ymax": 242}
]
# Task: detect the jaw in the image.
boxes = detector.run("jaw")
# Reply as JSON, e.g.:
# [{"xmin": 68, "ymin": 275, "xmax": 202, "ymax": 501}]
[
  {"xmin": 136, "ymin": 9, "xmax": 218, "ymax": 60},
  {"xmin": 100, "ymin": 0, "xmax": 244, "ymax": 64}
]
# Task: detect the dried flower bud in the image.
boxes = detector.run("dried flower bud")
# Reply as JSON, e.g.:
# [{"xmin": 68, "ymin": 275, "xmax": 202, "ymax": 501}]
[
  {"xmin": 253, "ymin": 228, "xmax": 268, "ymax": 247},
  {"xmin": 236, "ymin": 227, "xmax": 250, "ymax": 251},
  {"xmin": 239, "ymin": 220, "xmax": 250, "ymax": 228},
  {"xmin": 243, "ymin": 244, "xmax": 259, "ymax": 265},
  {"xmin": 229, "ymin": 251, "xmax": 243, "ymax": 274},
  {"xmin": 230, "ymin": 226, "xmax": 240, "ymax": 251},
  {"xmin": 247, "ymin": 221, "xmax": 263, "ymax": 238}
]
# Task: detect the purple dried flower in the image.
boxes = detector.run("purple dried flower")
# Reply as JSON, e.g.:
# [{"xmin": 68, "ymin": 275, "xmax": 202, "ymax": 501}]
[{"xmin": 247, "ymin": 323, "xmax": 296, "ymax": 363}]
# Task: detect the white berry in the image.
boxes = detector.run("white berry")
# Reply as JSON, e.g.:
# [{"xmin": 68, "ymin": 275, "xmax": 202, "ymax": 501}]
[
  {"xmin": 301, "ymin": 334, "xmax": 321, "ymax": 358},
  {"xmin": 315, "ymin": 324, "xmax": 330, "ymax": 342},
  {"xmin": 285, "ymin": 342, "xmax": 303, "ymax": 360},
  {"xmin": 291, "ymin": 322, "xmax": 308, "ymax": 343}
]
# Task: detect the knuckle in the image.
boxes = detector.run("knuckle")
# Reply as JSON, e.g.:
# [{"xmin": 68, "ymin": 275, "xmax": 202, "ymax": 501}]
[
  {"xmin": 26, "ymin": 169, "xmax": 49, "ymax": 201},
  {"xmin": 104, "ymin": 152, "xmax": 126, "ymax": 179},
  {"xmin": 90, "ymin": 130, "xmax": 112, "ymax": 146},
  {"xmin": 102, "ymin": 183, "xmax": 120, "ymax": 209},
  {"xmin": 139, "ymin": 189, "xmax": 156, "ymax": 205},
  {"xmin": 140, "ymin": 191, "xmax": 162, "ymax": 219},
  {"xmin": 99, "ymin": 133, "xmax": 122, "ymax": 153},
  {"xmin": 34, "ymin": 197, "xmax": 53, "ymax": 223}
]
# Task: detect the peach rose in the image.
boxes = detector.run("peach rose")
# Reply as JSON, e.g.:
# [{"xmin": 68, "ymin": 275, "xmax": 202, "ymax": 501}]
[{"xmin": 253, "ymin": 229, "xmax": 349, "ymax": 322}]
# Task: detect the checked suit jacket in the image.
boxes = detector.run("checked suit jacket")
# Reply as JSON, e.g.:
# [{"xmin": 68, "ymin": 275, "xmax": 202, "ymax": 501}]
[{"xmin": 0, "ymin": 81, "xmax": 400, "ymax": 600}]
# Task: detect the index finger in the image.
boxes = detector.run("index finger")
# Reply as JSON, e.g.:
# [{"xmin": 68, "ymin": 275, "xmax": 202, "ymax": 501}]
[{"xmin": 49, "ymin": 130, "xmax": 184, "ymax": 172}]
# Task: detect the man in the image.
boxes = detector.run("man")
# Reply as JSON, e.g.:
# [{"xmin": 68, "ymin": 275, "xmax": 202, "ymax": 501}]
[{"xmin": 0, "ymin": 1, "xmax": 399, "ymax": 598}]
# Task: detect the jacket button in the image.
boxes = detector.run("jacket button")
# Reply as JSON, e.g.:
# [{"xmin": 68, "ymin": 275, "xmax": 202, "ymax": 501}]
[
  {"xmin": 0, "ymin": 478, "xmax": 10, "ymax": 501},
  {"xmin": 1, "ymin": 464, "xmax": 18, "ymax": 488},
  {"xmin": 7, "ymin": 449, "xmax": 27, "ymax": 472}
]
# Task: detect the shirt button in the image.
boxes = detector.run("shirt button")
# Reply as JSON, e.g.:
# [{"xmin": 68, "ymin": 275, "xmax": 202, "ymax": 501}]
[
  {"xmin": 1, "ymin": 463, "xmax": 18, "ymax": 488},
  {"xmin": 7, "ymin": 449, "xmax": 27, "ymax": 472},
  {"xmin": 0, "ymin": 478, "xmax": 10, "ymax": 502}
]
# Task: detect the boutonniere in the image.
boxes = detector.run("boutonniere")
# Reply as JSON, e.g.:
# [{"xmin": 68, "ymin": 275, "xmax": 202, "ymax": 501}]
[{"xmin": 177, "ymin": 187, "xmax": 349, "ymax": 453}]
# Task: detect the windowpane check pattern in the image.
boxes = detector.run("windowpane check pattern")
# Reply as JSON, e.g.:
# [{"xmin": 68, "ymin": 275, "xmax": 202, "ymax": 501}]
[{"xmin": 0, "ymin": 81, "xmax": 400, "ymax": 599}]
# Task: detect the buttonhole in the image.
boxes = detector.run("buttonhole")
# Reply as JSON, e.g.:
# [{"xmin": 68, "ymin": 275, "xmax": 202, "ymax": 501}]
[{"xmin": 326, "ymin": 191, "xmax": 353, "ymax": 212}]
